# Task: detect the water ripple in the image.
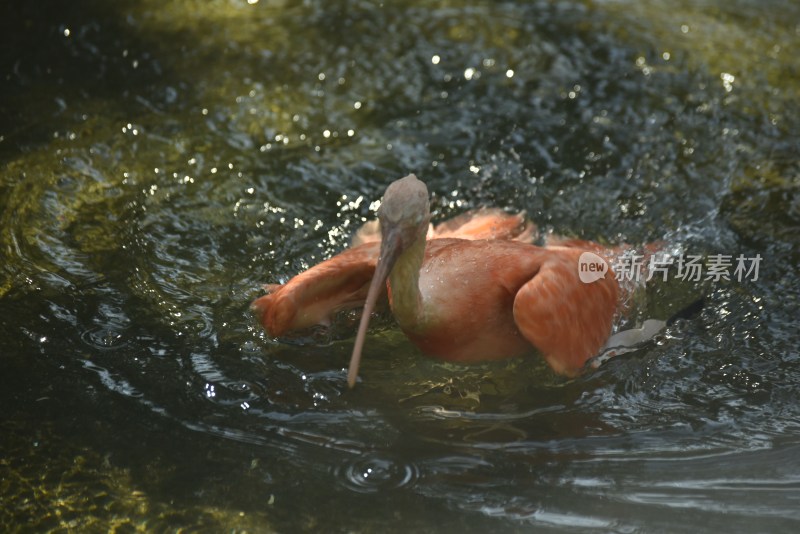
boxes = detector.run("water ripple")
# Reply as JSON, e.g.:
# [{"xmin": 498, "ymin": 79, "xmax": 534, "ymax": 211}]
[
  {"xmin": 335, "ymin": 454, "xmax": 420, "ymax": 494},
  {"xmin": 80, "ymin": 326, "xmax": 128, "ymax": 350}
]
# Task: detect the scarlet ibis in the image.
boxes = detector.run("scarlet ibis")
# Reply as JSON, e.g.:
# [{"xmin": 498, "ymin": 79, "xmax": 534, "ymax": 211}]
[{"xmin": 252, "ymin": 174, "xmax": 623, "ymax": 388}]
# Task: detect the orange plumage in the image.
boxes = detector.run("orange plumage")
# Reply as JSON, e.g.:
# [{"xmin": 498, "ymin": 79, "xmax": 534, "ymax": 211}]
[{"xmin": 252, "ymin": 175, "xmax": 623, "ymax": 387}]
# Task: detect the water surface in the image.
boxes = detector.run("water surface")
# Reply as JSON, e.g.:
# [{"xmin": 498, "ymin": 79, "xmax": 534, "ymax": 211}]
[{"xmin": 2, "ymin": 0, "xmax": 799, "ymax": 531}]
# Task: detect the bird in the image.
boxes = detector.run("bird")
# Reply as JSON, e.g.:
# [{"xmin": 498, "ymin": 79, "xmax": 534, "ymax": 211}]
[{"xmin": 252, "ymin": 174, "xmax": 623, "ymax": 388}]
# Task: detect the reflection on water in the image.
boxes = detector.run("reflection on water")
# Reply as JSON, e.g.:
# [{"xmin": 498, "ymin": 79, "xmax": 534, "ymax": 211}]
[{"xmin": 2, "ymin": 0, "xmax": 800, "ymax": 531}]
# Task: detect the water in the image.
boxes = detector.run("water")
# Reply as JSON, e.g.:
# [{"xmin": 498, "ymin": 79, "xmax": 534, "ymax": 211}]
[{"xmin": 2, "ymin": 0, "xmax": 799, "ymax": 531}]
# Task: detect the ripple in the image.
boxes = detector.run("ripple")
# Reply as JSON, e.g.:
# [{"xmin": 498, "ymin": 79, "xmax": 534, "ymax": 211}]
[
  {"xmin": 336, "ymin": 454, "xmax": 419, "ymax": 494},
  {"xmin": 80, "ymin": 326, "xmax": 128, "ymax": 350},
  {"xmin": 82, "ymin": 360, "xmax": 143, "ymax": 398}
]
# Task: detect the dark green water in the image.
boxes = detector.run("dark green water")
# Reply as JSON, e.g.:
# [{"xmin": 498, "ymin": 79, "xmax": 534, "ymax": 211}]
[{"xmin": 2, "ymin": 0, "xmax": 799, "ymax": 531}]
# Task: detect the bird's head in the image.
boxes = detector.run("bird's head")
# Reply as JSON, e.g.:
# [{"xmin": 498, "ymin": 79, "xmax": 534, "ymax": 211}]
[
  {"xmin": 347, "ymin": 174, "xmax": 430, "ymax": 388},
  {"xmin": 377, "ymin": 174, "xmax": 430, "ymax": 249}
]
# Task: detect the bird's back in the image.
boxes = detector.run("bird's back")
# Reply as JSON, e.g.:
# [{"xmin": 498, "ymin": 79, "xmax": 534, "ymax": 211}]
[
  {"xmin": 398, "ymin": 239, "xmax": 547, "ymax": 362},
  {"xmin": 398, "ymin": 238, "xmax": 620, "ymax": 374}
]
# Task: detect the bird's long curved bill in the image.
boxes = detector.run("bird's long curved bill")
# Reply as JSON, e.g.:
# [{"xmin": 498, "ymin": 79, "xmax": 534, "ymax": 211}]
[{"xmin": 347, "ymin": 229, "xmax": 402, "ymax": 388}]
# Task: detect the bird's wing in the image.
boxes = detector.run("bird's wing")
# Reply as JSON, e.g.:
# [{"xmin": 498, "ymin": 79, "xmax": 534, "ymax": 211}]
[
  {"xmin": 429, "ymin": 208, "xmax": 537, "ymax": 242},
  {"xmin": 251, "ymin": 242, "xmax": 381, "ymax": 337},
  {"xmin": 512, "ymin": 247, "xmax": 619, "ymax": 376},
  {"xmin": 351, "ymin": 208, "xmax": 536, "ymax": 247}
]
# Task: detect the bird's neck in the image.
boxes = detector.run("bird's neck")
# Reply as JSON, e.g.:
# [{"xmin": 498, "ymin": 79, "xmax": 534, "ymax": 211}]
[{"xmin": 388, "ymin": 233, "xmax": 425, "ymax": 328}]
